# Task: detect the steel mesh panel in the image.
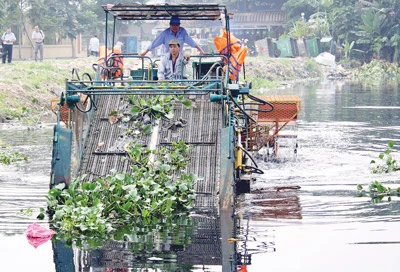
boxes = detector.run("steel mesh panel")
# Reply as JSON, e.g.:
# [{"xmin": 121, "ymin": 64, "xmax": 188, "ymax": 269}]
[
  {"xmin": 51, "ymin": 98, "xmax": 69, "ymax": 128},
  {"xmin": 256, "ymin": 95, "xmax": 301, "ymax": 122},
  {"xmin": 79, "ymin": 95, "xmax": 136, "ymax": 181}
]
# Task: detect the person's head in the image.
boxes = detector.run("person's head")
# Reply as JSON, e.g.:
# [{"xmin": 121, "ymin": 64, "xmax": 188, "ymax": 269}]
[
  {"xmin": 6, "ymin": 27, "xmax": 11, "ymax": 33},
  {"xmin": 169, "ymin": 16, "xmax": 180, "ymax": 34},
  {"xmin": 169, "ymin": 39, "xmax": 180, "ymax": 55},
  {"xmin": 34, "ymin": 26, "xmax": 39, "ymax": 31}
]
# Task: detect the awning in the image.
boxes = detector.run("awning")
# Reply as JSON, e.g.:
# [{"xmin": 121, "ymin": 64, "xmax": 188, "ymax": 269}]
[{"xmin": 231, "ymin": 12, "xmax": 286, "ymax": 27}]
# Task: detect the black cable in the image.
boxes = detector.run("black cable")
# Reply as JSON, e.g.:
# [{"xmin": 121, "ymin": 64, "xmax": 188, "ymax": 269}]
[
  {"xmin": 245, "ymin": 93, "xmax": 274, "ymax": 112},
  {"xmin": 243, "ymin": 165, "xmax": 264, "ymax": 175},
  {"xmin": 229, "ymin": 94, "xmax": 256, "ymax": 123}
]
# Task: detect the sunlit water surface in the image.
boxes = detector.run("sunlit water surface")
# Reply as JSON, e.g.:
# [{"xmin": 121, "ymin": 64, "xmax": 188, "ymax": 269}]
[{"xmin": 1, "ymin": 80, "xmax": 400, "ymax": 271}]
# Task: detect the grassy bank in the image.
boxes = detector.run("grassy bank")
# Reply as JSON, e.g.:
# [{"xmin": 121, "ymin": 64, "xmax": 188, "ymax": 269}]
[{"xmin": 0, "ymin": 58, "xmax": 95, "ymax": 124}]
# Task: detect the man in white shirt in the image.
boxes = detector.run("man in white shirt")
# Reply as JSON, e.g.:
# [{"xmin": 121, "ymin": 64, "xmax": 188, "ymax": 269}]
[
  {"xmin": 157, "ymin": 39, "xmax": 189, "ymax": 80},
  {"xmin": 88, "ymin": 35, "xmax": 100, "ymax": 57},
  {"xmin": 2, "ymin": 27, "xmax": 16, "ymax": 64},
  {"xmin": 32, "ymin": 25, "xmax": 45, "ymax": 62}
]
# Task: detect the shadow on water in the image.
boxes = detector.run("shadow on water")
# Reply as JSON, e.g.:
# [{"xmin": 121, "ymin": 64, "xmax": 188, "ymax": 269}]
[{"xmin": 2, "ymin": 80, "xmax": 400, "ymax": 271}]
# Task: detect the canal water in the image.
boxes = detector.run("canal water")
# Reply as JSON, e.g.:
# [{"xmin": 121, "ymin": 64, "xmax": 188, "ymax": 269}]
[{"xmin": 1, "ymin": 79, "xmax": 400, "ymax": 271}]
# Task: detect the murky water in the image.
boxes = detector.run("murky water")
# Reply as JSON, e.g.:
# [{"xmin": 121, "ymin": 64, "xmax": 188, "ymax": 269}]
[
  {"xmin": 238, "ymin": 80, "xmax": 400, "ymax": 271},
  {"xmin": 1, "ymin": 80, "xmax": 400, "ymax": 271}
]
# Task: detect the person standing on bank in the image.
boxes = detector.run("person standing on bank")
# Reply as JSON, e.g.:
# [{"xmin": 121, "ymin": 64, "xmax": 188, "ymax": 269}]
[
  {"xmin": 88, "ymin": 34, "xmax": 100, "ymax": 57},
  {"xmin": 1, "ymin": 27, "xmax": 16, "ymax": 64},
  {"xmin": 32, "ymin": 26, "xmax": 45, "ymax": 62},
  {"xmin": 139, "ymin": 16, "xmax": 205, "ymax": 57},
  {"xmin": 157, "ymin": 39, "xmax": 189, "ymax": 80}
]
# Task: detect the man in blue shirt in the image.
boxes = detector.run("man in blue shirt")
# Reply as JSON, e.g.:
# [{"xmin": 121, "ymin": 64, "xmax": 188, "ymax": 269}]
[{"xmin": 139, "ymin": 16, "xmax": 205, "ymax": 57}]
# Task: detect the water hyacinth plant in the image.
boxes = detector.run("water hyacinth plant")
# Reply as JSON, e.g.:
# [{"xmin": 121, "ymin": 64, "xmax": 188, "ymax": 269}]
[
  {"xmin": 46, "ymin": 94, "xmax": 197, "ymax": 247},
  {"xmin": 370, "ymin": 141, "xmax": 400, "ymax": 174},
  {"xmin": 47, "ymin": 140, "xmax": 197, "ymax": 247},
  {"xmin": 357, "ymin": 141, "xmax": 400, "ymax": 203},
  {"xmin": 0, "ymin": 148, "xmax": 28, "ymax": 164}
]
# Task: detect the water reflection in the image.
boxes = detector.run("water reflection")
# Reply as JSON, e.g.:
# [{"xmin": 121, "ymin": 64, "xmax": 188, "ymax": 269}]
[{"xmin": 51, "ymin": 214, "xmax": 222, "ymax": 271}]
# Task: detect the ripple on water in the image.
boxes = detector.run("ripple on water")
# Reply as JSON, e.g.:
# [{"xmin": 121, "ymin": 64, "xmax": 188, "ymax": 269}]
[{"xmin": 0, "ymin": 125, "xmax": 53, "ymax": 233}]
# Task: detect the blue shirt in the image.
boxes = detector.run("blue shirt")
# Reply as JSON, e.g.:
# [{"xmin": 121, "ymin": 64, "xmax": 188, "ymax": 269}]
[{"xmin": 148, "ymin": 27, "xmax": 197, "ymax": 55}]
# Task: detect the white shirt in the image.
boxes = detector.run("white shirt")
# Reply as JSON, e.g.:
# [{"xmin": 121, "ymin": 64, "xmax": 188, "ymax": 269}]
[
  {"xmin": 89, "ymin": 37, "xmax": 100, "ymax": 52},
  {"xmin": 2, "ymin": 32, "xmax": 16, "ymax": 45},
  {"xmin": 157, "ymin": 53, "xmax": 188, "ymax": 80},
  {"xmin": 32, "ymin": 30, "xmax": 44, "ymax": 43}
]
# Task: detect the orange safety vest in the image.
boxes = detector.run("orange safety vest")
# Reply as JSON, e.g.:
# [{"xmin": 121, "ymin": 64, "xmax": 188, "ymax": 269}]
[
  {"xmin": 98, "ymin": 46, "xmax": 124, "ymax": 79},
  {"xmin": 214, "ymin": 30, "xmax": 247, "ymax": 81}
]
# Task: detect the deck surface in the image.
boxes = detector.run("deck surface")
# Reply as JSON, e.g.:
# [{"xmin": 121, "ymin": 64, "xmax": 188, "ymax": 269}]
[{"xmin": 78, "ymin": 94, "xmax": 222, "ymax": 211}]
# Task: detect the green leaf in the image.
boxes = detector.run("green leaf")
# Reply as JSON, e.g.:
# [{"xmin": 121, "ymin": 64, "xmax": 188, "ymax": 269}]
[
  {"xmin": 123, "ymin": 202, "xmax": 132, "ymax": 210},
  {"xmin": 141, "ymin": 209, "xmax": 150, "ymax": 218},
  {"xmin": 151, "ymin": 104, "xmax": 163, "ymax": 112},
  {"xmin": 115, "ymin": 173, "xmax": 125, "ymax": 181},
  {"xmin": 165, "ymin": 111, "xmax": 174, "ymax": 119},
  {"xmin": 182, "ymin": 99, "xmax": 193, "ymax": 108},
  {"xmin": 142, "ymin": 124, "xmax": 152, "ymax": 135},
  {"xmin": 357, "ymin": 184, "xmax": 363, "ymax": 190}
]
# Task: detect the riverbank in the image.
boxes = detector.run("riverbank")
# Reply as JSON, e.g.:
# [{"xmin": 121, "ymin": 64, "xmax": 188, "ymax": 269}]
[{"xmin": 0, "ymin": 56, "xmax": 341, "ymax": 124}]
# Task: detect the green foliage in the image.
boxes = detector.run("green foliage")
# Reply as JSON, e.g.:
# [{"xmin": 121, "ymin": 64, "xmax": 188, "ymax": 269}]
[
  {"xmin": 244, "ymin": 77, "xmax": 280, "ymax": 90},
  {"xmin": 47, "ymin": 140, "xmax": 196, "ymax": 247},
  {"xmin": 304, "ymin": 58, "xmax": 320, "ymax": 73},
  {"xmin": 0, "ymin": 147, "xmax": 28, "ymax": 165},
  {"xmin": 357, "ymin": 141, "xmax": 400, "ymax": 202},
  {"xmin": 0, "ymin": 59, "xmax": 94, "ymax": 121},
  {"xmin": 288, "ymin": 21, "xmax": 311, "ymax": 39},
  {"xmin": 357, "ymin": 181, "xmax": 400, "ymax": 203},
  {"xmin": 308, "ymin": 12, "xmax": 331, "ymax": 38},
  {"xmin": 126, "ymin": 95, "xmax": 192, "ymax": 134},
  {"xmin": 370, "ymin": 141, "xmax": 400, "ymax": 173},
  {"xmin": 353, "ymin": 59, "xmax": 400, "ymax": 80},
  {"xmin": 26, "ymin": 0, "xmax": 100, "ymax": 43},
  {"xmin": 128, "ymin": 95, "xmax": 175, "ymax": 120},
  {"xmin": 342, "ymin": 40, "xmax": 355, "ymax": 59}
]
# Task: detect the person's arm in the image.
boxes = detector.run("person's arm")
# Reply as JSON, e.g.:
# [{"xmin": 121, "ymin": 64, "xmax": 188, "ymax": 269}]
[
  {"xmin": 139, "ymin": 48, "xmax": 149, "ymax": 57},
  {"xmin": 181, "ymin": 28, "xmax": 205, "ymax": 54},
  {"xmin": 195, "ymin": 45, "xmax": 205, "ymax": 55},
  {"xmin": 139, "ymin": 29, "xmax": 167, "ymax": 56}
]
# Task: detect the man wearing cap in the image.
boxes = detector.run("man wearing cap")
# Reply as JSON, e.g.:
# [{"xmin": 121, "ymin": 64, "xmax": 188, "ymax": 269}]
[
  {"xmin": 139, "ymin": 15, "xmax": 205, "ymax": 57},
  {"xmin": 157, "ymin": 38, "xmax": 189, "ymax": 80}
]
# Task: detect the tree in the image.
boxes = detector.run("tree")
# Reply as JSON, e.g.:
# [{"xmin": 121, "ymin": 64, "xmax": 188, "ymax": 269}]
[
  {"xmin": 354, "ymin": 0, "xmax": 400, "ymax": 63},
  {"xmin": 26, "ymin": 0, "xmax": 100, "ymax": 57}
]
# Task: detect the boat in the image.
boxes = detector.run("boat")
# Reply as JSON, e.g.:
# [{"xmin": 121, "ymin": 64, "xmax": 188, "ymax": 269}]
[{"xmin": 49, "ymin": 3, "xmax": 301, "ymax": 271}]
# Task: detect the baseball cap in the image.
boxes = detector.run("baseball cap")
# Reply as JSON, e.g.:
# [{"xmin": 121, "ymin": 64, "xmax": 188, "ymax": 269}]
[
  {"xmin": 170, "ymin": 16, "xmax": 180, "ymax": 26},
  {"xmin": 169, "ymin": 39, "xmax": 180, "ymax": 46}
]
